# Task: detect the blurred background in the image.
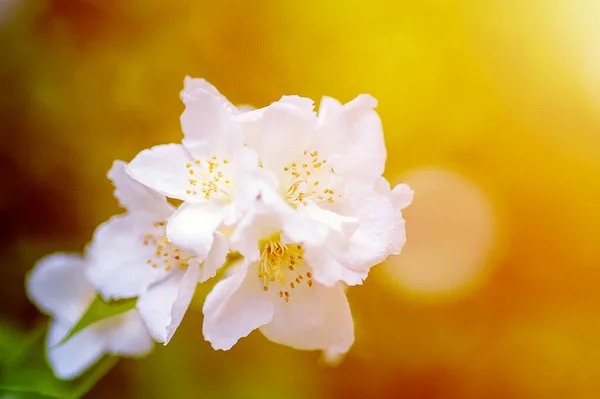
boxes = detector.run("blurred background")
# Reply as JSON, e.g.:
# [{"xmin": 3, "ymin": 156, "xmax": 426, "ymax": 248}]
[{"xmin": 1, "ymin": 0, "xmax": 600, "ymax": 397}]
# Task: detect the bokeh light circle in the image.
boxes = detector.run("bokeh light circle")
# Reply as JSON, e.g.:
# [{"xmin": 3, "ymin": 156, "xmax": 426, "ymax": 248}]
[{"xmin": 381, "ymin": 166, "xmax": 497, "ymax": 298}]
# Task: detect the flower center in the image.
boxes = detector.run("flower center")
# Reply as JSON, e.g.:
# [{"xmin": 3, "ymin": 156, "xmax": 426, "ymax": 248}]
[
  {"xmin": 143, "ymin": 220, "xmax": 193, "ymax": 271},
  {"xmin": 185, "ymin": 155, "xmax": 232, "ymax": 200},
  {"xmin": 281, "ymin": 150, "xmax": 342, "ymax": 207},
  {"xmin": 258, "ymin": 234, "xmax": 313, "ymax": 302}
]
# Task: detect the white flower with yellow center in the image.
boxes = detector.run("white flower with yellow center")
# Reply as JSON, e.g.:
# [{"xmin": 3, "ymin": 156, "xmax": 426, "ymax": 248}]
[
  {"xmin": 237, "ymin": 93, "xmax": 414, "ymax": 286},
  {"xmin": 86, "ymin": 160, "xmax": 228, "ymax": 344},
  {"xmin": 26, "ymin": 253, "xmax": 153, "ymax": 380},
  {"xmin": 202, "ymin": 200, "xmax": 354, "ymax": 361},
  {"xmin": 201, "ymin": 87, "xmax": 412, "ymax": 359},
  {"xmin": 125, "ymin": 77, "xmax": 260, "ymax": 259}
]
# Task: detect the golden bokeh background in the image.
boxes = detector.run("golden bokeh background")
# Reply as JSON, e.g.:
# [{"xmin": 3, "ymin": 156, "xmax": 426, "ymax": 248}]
[{"xmin": 1, "ymin": 0, "xmax": 600, "ymax": 397}]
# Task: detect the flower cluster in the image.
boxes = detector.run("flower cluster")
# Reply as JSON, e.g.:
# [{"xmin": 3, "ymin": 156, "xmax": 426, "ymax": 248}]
[
  {"xmin": 26, "ymin": 77, "xmax": 413, "ymax": 379},
  {"xmin": 26, "ymin": 254, "xmax": 153, "ymax": 379}
]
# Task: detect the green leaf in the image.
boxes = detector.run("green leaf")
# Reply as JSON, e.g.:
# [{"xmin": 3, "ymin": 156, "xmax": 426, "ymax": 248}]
[
  {"xmin": 0, "ymin": 356, "xmax": 118, "ymax": 399},
  {"xmin": 0, "ymin": 323, "xmax": 118, "ymax": 399},
  {"xmin": 0, "ymin": 321, "xmax": 46, "ymax": 368},
  {"xmin": 60, "ymin": 295, "xmax": 136, "ymax": 345}
]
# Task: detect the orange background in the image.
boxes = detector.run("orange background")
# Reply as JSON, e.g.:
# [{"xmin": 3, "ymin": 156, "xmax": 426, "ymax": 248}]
[{"xmin": 1, "ymin": 0, "xmax": 600, "ymax": 397}]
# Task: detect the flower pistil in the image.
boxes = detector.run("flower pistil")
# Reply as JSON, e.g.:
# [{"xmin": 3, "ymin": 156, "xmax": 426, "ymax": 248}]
[
  {"xmin": 258, "ymin": 234, "xmax": 313, "ymax": 302},
  {"xmin": 282, "ymin": 150, "xmax": 342, "ymax": 207},
  {"xmin": 143, "ymin": 221, "xmax": 193, "ymax": 271},
  {"xmin": 184, "ymin": 156, "xmax": 232, "ymax": 200}
]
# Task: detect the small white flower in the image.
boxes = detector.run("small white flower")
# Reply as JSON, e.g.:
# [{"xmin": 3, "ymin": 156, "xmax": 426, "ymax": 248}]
[
  {"xmin": 86, "ymin": 160, "xmax": 228, "ymax": 344},
  {"xmin": 126, "ymin": 77, "xmax": 260, "ymax": 259},
  {"xmin": 199, "ymin": 85, "xmax": 413, "ymax": 357},
  {"xmin": 26, "ymin": 253, "xmax": 153, "ymax": 380},
  {"xmin": 237, "ymin": 94, "xmax": 414, "ymax": 286},
  {"xmin": 202, "ymin": 199, "xmax": 354, "ymax": 360},
  {"xmin": 239, "ymin": 94, "xmax": 387, "ymax": 192}
]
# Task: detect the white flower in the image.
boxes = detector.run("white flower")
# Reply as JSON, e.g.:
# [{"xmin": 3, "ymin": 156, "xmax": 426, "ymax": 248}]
[
  {"xmin": 202, "ymin": 199, "xmax": 354, "ymax": 361},
  {"xmin": 26, "ymin": 253, "xmax": 153, "ymax": 380},
  {"xmin": 237, "ymin": 94, "xmax": 414, "ymax": 286},
  {"xmin": 239, "ymin": 94, "xmax": 387, "ymax": 192},
  {"xmin": 200, "ymin": 86, "xmax": 413, "ymax": 358},
  {"xmin": 86, "ymin": 160, "xmax": 228, "ymax": 344},
  {"xmin": 126, "ymin": 77, "xmax": 260, "ymax": 259}
]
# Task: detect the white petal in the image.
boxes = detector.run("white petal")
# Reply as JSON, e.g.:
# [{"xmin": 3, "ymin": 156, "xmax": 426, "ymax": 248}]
[
  {"xmin": 317, "ymin": 96, "xmax": 342, "ymax": 122},
  {"xmin": 257, "ymin": 164, "xmax": 280, "ymax": 191},
  {"xmin": 279, "ymin": 95, "xmax": 315, "ymax": 111},
  {"xmin": 298, "ymin": 201, "xmax": 358, "ymax": 237},
  {"xmin": 127, "ymin": 144, "xmax": 200, "ymax": 203},
  {"xmin": 198, "ymin": 232, "xmax": 228, "ymax": 283},
  {"xmin": 235, "ymin": 106, "xmax": 265, "ymax": 122},
  {"xmin": 203, "ymin": 260, "xmax": 274, "ymax": 350},
  {"xmin": 26, "ymin": 253, "xmax": 93, "ymax": 325},
  {"xmin": 166, "ymin": 202, "xmax": 228, "ymax": 260},
  {"xmin": 107, "ymin": 160, "xmax": 172, "ymax": 216},
  {"xmin": 253, "ymin": 101, "xmax": 318, "ymax": 173},
  {"xmin": 235, "ymin": 108, "xmax": 265, "ymax": 150},
  {"xmin": 391, "ymin": 183, "xmax": 414, "ymax": 210},
  {"xmin": 236, "ymin": 96, "xmax": 314, "ymax": 151},
  {"xmin": 322, "ymin": 345, "xmax": 349, "ymax": 365},
  {"xmin": 46, "ymin": 322, "xmax": 107, "ymax": 380},
  {"xmin": 259, "ymin": 282, "xmax": 354, "ymax": 356},
  {"xmin": 258, "ymin": 186, "xmax": 327, "ymax": 246},
  {"xmin": 105, "ymin": 310, "xmax": 154, "ymax": 356},
  {"xmin": 86, "ymin": 214, "xmax": 171, "ymax": 300},
  {"xmin": 315, "ymin": 94, "xmax": 386, "ymax": 184},
  {"xmin": 180, "ymin": 86, "xmax": 243, "ymax": 160},
  {"xmin": 181, "ymin": 77, "xmax": 235, "ymax": 111},
  {"xmin": 136, "ymin": 264, "xmax": 199, "ymax": 344},
  {"xmin": 303, "ymin": 244, "xmax": 368, "ymax": 287},
  {"xmin": 236, "ymin": 104, "xmax": 255, "ymax": 114},
  {"xmin": 231, "ymin": 186, "xmax": 342, "ymax": 259},
  {"xmin": 230, "ymin": 195, "xmax": 285, "ymax": 262},
  {"xmin": 229, "ymin": 188, "xmax": 322, "ymax": 261},
  {"xmin": 225, "ymin": 146, "xmax": 261, "ymax": 224},
  {"xmin": 327, "ymin": 180, "xmax": 406, "ymax": 272}
]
